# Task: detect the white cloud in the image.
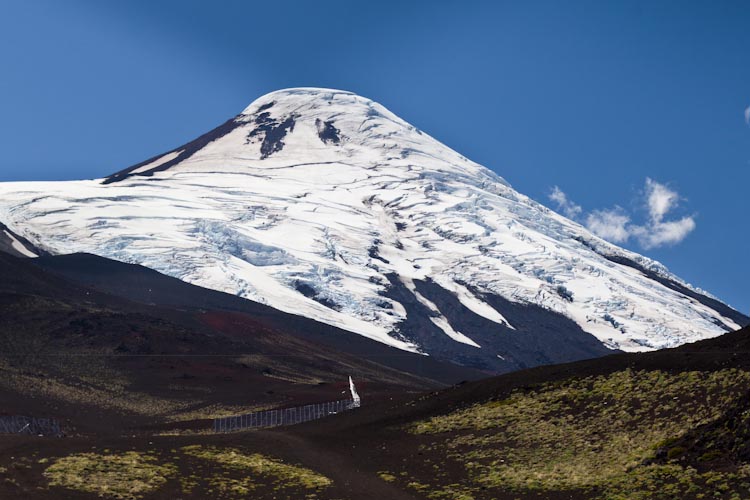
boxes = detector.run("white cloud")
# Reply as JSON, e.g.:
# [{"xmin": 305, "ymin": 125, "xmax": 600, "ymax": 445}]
[
  {"xmin": 585, "ymin": 208, "xmax": 630, "ymax": 243},
  {"xmin": 549, "ymin": 186, "xmax": 582, "ymax": 219},
  {"xmin": 745, "ymin": 105, "xmax": 750, "ymax": 126},
  {"xmin": 549, "ymin": 178, "xmax": 696, "ymax": 249},
  {"xmin": 632, "ymin": 217, "xmax": 696, "ymax": 249},
  {"xmin": 644, "ymin": 177, "xmax": 679, "ymax": 224}
]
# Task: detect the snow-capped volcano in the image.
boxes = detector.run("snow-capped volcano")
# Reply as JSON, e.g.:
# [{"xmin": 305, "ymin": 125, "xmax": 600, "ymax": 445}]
[{"xmin": 0, "ymin": 88, "xmax": 746, "ymax": 371}]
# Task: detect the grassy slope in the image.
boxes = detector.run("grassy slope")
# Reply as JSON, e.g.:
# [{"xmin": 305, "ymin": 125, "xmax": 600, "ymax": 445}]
[{"xmin": 293, "ymin": 325, "xmax": 750, "ymax": 500}]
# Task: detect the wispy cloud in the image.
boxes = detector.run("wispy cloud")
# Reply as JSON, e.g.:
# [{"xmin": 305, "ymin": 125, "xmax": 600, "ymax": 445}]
[
  {"xmin": 585, "ymin": 208, "xmax": 630, "ymax": 244},
  {"xmin": 548, "ymin": 179, "xmax": 696, "ymax": 249},
  {"xmin": 745, "ymin": 105, "xmax": 750, "ymax": 126},
  {"xmin": 631, "ymin": 217, "xmax": 696, "ymax": 249},
  {"xmin": 634, "ymin": 178, "xmax": 696, "ymax": 249},
  {"xmin": 644, "ymin": 177, "xmax": 678, "ymax": 224},
  {"xmin": 549, "ymin": 185, "xmax": 582, "ymax": 219}
]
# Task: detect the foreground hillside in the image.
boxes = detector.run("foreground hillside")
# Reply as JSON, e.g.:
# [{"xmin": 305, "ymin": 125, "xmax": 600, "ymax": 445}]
[
  {"xmin": 2, "ymin": 290, "xmax": 750, "ymax": 500},
  {"xmin": 294, "ymin": 325, "xmax": 750, "ymax": 500}
]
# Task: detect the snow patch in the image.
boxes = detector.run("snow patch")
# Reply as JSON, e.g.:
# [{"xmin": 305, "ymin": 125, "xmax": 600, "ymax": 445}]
[
  {"xmin": 130, "ymin": 150, "xmax": 184, "ymax": 175},
  {"xmin": 3, "ymin": 230, "xmax": 37, "ymax": 257}
]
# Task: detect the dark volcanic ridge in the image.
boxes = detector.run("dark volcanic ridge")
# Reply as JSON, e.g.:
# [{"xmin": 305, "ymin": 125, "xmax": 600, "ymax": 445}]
[{"xmin": 0, "ymin": 251, "xmax": 481, "ymax": 437}]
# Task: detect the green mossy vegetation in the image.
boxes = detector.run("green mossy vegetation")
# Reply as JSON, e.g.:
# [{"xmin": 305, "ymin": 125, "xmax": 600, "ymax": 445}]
[
  {"xmin": 180, "ymin": 445, "xmax": 332, "ymax": 491},
  {"xmin": 407, "ymin": 368, "xmax": 750, "ymax": 499},
  {"xmin": 43, "ymin": 451, "xmax": 177, "ymax": 500},
  {"xmin": 38, "ymin": 445, "xmax": 331, "ymax": 499},
  {"xmin": 378, "ymin": 471, "xmax": 398, "ymax": 482}
]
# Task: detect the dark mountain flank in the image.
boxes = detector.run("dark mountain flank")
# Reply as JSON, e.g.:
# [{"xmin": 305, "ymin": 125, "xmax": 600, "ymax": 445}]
[{"xmin": 0, "ymin": 251, "xmax": 480, "ymax": 436}]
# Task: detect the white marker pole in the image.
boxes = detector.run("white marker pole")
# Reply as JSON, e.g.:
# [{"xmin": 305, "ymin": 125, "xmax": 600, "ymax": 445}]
[{"xmin": 349, "ymin": 376, "xmax": 361, "ymax": 408}]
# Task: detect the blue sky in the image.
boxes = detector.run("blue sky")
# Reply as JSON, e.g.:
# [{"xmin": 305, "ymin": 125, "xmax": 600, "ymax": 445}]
[{"xmin": 0, "ymin": 0, "xmax": 748, "ymax": 313}]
